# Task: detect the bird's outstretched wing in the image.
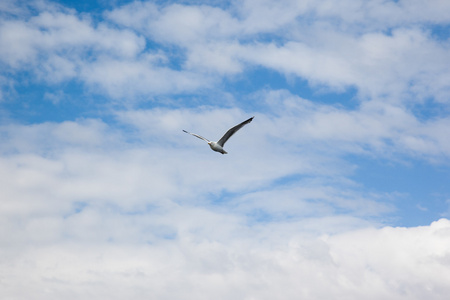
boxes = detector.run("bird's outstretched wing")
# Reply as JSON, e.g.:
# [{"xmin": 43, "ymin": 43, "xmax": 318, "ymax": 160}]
[
  {"xmin": 183, "ymin": 130, "xmax": 211, "ymax": 143},
  {"xmin": 217, "ymin": 117, "xmax": 254, "ymax": 147}
]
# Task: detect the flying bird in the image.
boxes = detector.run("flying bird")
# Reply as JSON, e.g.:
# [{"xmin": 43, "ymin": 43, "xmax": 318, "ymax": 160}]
[{"xmin": 183, "ymin": 116, "xmax": 254, "ymax": 154}]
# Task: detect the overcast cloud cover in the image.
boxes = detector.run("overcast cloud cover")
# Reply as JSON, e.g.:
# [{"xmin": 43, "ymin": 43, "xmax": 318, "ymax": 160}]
[{"xmin": 1, "ymin": 0, "xmax": 450, "ymax": 299}]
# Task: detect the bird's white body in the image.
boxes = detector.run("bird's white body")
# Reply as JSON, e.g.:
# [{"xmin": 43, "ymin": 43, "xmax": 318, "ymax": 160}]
[
  {"xmin": 183, "ymin": 117, "xmax": 254, "ymax": 154},
  {"xmin": 208, "ymin": 141, "xmax": 227, "ymax": 154}
]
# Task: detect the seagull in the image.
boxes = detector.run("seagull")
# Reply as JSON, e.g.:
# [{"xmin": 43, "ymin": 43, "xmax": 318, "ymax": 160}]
[{"xmin": 183, "ymin": 116, "xmax": 254, "ymax": 154}]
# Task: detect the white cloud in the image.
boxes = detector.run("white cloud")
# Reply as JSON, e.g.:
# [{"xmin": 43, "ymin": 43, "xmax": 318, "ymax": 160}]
[
  {"xmin": 0, "ymin": 0, "xmax": 25, "ymax": 15},
  {"xmin": 1, "ymin": 99, "xmax": 449, "ymax": 298},
  {"xmin": 1, "ymin": 198, "xmax": 449, "ymax": 300},
  {"xmin": 2, "ymin": 0, "xmax": 450, "ymax": 102},
  {"xmin": 1, "ymin": 2, "xmax": 207, "ymax": 97},
  {"xmin": 1, "ymin": 101, "xmax": 444, "ymax": 225},
  {"xmin": 258, "ymin": 89, "xmax": 450, "ymax": 161},
  {"xmin": 0, "ymin": 10, "xmax": 141, "ymax": 66},
  {"xmin": 104, "ymin": 0, "xmax": 450, "ymax": 102},
  {"xmin": 107, "ymin": 2, "xmax": 240, "ymax": 43},
  {"xmin": 80, "ymin": 55, "xmax": 215, "ymax": 98},
  {"xmin": 236, "ymin": 27, "xmax": 450, "ymax": 101},
  {"xmin": 327, "ymin": 219, "xmax": 450, "ymax": 299},
  {"xmin": 313, "ymin": 0, "xmax": 450, "ymax": 28}
]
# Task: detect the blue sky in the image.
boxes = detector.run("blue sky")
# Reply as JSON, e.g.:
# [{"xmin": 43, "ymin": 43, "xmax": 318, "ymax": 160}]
[{"xmin": 1, "ymin": 0, "xmax": 450, "ymax": 299}]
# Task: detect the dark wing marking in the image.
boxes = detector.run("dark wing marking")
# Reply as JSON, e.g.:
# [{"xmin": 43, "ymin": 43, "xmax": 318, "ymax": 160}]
[
  {"xmin": 217, "ymin": 117, "xmax": 254, "ymax": 147},
  {"xmin": 183, "ymin": 130, "xmax": 211, "ymax": 143}
]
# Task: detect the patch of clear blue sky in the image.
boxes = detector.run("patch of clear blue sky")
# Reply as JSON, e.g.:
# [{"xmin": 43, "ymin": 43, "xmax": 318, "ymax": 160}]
[
  {"xmin": 349, "ymin": 155, "xmax": 450, "ymax": 227},
  {"xmin": 2, "ymin": 75, "xmax": 104, "ymax": 124},
  {"xmin": 58, "ymin": 0, "xmax": 233, "ymax": 14},
  {"xmin": 431, "ymin": 24, "xmax": 450, "ymax": 41},
  {"xmin": 57, "ymin": 0, "xmax": 132, "ymax": 13},
  {"xmin": 410, "ymin": 98, "xmax": 450, "ymax": 122}
]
